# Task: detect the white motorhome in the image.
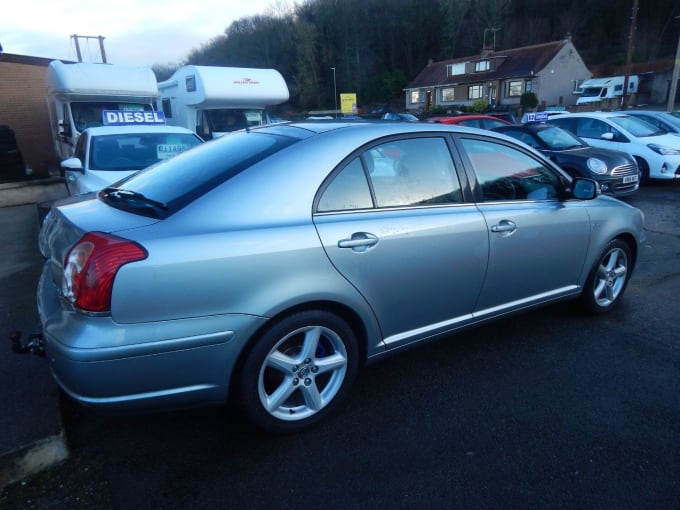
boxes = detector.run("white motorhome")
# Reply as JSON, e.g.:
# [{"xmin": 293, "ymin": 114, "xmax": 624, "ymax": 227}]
[
  {"xmin": 157, "ymin": 65, "xmax": 289, "ymax": 139},
  {"xmin": 46, "ymin": 60, "xmax": 159, "ymax": 160},
  {"xmin": 576, "ymin": 75, "xmax": 639, "ymax": 106}
]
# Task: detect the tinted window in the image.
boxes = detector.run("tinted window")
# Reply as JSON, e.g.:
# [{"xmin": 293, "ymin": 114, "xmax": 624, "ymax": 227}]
[
  {"xmin": 105, "ymin": 130, "xmax": 299, "ymax": 216},
  {"xmin": 461, "ymin": 138, "xmax": 561, "ymax": 201}
]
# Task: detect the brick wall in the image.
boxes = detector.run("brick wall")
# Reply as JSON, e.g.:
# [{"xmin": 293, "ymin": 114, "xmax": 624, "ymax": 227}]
[{"xmin": 0, "ymin": 54, "xmax": 61, "ymax": 178}]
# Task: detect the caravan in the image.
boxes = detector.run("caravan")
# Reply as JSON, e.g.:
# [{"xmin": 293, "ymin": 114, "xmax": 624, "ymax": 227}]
[
  {"xmin": 576, "ymin": 75, "xmax": 639, "ymax": 106},
  {"xmin": 157, "ymin": 65, "xmax": 289, "ymax": 140},
  {"xmin": 46, "ymin": 60, "xmax": 159, "ymax": 161}
]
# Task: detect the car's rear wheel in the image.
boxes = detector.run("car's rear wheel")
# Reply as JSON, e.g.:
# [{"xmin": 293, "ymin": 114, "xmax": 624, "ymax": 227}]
[
  {"xmin": 580, "ymin": 239, "xmax": 632, "ymax": 314},
  {"xmin": 237, "ymin": 310, "xmax": 359, "ymax": 433}
]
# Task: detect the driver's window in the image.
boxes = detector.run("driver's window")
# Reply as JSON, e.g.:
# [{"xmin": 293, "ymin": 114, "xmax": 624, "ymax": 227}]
[{"xmin": 461, "ymin": 138, "xmax": 560, "ymax": 202}]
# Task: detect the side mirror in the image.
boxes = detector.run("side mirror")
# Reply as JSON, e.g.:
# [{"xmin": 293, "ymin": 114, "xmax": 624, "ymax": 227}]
[
  {"xmin": 571, "ymin": 177, "xmax": 600, "ymax": 200},
  {"xmin": 60, "ymin": 157, "xmax": 84, "ymax": 173},
  {"xmin": 600, "ymin": 132, "xmax": 614, "ymax": 141}
]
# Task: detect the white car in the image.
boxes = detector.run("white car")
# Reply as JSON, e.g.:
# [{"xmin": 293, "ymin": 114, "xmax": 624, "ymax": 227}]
[
  {"xmin": 61, "ymin": 125, "xmax": 203, "ymax": 195},
  {"xmin": 550, "ymin": 112, "xmax": 680, "ymax": 181}
]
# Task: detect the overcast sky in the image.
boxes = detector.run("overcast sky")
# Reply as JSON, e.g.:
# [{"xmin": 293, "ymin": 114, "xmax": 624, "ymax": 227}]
[{"xmin": 1, "ymin": 0, "xmax": 294, "ymax": 67}]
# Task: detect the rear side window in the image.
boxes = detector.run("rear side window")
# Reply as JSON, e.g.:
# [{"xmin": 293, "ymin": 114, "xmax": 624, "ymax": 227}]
[{"xmin": 317, "ymin": 137, "xmax": 462, "ymax": 212}]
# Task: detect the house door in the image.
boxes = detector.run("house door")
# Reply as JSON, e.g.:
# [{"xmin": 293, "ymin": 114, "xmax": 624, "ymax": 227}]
[{"xmin": 488, "ymin": 86, "xmax": 497, "ymax": 106}]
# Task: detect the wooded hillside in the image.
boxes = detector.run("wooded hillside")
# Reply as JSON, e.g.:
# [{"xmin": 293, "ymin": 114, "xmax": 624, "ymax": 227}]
[{"xmin": 154, "ymin": 0, "xmax": 679, "ymax": 112}]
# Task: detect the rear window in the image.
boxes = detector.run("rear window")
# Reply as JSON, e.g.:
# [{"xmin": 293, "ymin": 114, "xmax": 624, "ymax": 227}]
[{"xmin": 101, "ymin": 130, "xmax": 299, "ymax": 217}]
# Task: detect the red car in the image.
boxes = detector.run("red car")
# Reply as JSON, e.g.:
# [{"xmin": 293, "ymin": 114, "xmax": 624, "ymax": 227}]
[{"xmin": 426, "ymin": 114, "xmax": 511, "ymax": 130}]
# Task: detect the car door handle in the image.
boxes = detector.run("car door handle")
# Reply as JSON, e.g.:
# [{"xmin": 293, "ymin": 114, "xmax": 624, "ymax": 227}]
[
  {"xmin": 490, "ymin": 220, "xmax": 516, "ymax": 234},
  {"xmin": 338, "ymin": 233, "xmax": 379, "ymax": 251}
]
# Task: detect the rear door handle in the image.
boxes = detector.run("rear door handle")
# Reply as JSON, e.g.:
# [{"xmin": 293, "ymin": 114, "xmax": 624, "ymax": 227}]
[{"xmin": 338, "ymin": 232, "xmax": 379, "ymax": 252}]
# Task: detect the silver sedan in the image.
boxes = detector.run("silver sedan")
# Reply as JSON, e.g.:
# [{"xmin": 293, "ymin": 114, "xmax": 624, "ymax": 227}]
[{"xmin": 38, "ymin": 122, "xmax": 645, "ymax": 433}]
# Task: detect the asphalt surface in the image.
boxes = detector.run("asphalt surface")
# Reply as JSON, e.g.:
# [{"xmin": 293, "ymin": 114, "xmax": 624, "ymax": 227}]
[
  {"xmin": 0, "ymin": 180, "xmax": 69, "ymax": 489},
  {"xmin": 0, "ymin": 181, "xmax": 678, "ymax": 509}
]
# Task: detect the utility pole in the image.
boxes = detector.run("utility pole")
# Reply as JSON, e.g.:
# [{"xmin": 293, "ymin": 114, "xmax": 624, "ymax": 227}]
[
  {"xmin": 70, "ymin": 34, "xmax": 107, "ymax": 63},
  {"xmin": 667, "ymin": 16, "xmax": 680, "ymax": 112},
  {"xmin": 621, "ymin": 0, "xmax": 638, "ymax": 110}
]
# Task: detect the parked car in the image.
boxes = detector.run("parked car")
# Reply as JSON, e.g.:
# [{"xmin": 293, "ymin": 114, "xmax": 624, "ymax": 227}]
[
  {"xmin": 488, "ymin": 112, "xmax": 518, "ymax": 124},
  {"xmin": 549, "ymin": 112, "xmax": 680, "ymax": 181},
  {"xmin": 38, "ymin": 121, "xmax": 645, "ymax": 433},
  {"xmin": 381, "ymin": 112, "xmax": 420, "ymax": 122},
  {"xmin": 624, "ymin": 110, "xmax": 680, "ymax": 135},
  {"xmin": 60, "ymin": 125, "xmax": 203, "ymax": 195},
  {"xmin": 492, "ymin": 122, "xmax": 639, "ymax": 197},
  {"xmin": 427, "ymin": 114, "xmax": 511, "ymax": 129}
]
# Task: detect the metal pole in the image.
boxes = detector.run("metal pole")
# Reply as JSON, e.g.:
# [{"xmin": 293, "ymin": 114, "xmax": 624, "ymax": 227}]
[
  {"xmin": 667, "ymin": 17, "xmax": 680, "ymax": 112},
  {"xmin": 331, "ymin": 67, "xmax": 338, "ymax": 118}
]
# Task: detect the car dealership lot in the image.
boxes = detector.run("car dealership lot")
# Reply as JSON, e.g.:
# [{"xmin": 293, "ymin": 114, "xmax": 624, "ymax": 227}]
[{"xmin": 1, "ymin": 182, "xmax": 678, "ymax": 508}]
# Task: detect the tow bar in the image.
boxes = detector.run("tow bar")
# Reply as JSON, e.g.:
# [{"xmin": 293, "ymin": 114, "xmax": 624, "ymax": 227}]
[{"xmin": 9, "ymin": 331, "xmax": 46, "ymax": 357}]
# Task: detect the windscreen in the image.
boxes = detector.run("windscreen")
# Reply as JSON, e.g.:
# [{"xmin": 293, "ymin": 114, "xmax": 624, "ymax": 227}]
[
  {"xmin": 101, "ymin": 130, "xmax": 299, "ymax": 217},
  {"xmin": 71, "ymin": 102, "xmax": 154, "ymax": 132}
]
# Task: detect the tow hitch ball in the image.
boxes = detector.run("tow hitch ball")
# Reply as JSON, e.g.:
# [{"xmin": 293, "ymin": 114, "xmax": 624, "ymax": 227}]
[{"xmin": 9, "ymin": 331, "xmax": 46, "ymax": 357}]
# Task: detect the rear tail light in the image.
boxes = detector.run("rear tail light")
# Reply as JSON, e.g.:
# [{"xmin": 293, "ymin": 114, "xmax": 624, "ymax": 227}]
[{"xmin": 62, "ymin": 232, "xmax": 147, "ymax": 313}]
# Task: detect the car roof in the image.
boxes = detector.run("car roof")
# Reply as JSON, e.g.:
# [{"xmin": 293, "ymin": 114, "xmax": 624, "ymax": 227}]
[
  {"xmin": 83, "ymin": 125, "xmax": 200, "ymax": 136},
  {"xmin": 426, "ymin": 114, "xmax": 510, "ymax": 123}
]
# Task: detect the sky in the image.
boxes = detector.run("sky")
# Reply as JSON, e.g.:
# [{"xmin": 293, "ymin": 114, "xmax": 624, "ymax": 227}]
[{"xmin": 1, "ymin": 0, "xmax": 294, "ymax": 67}]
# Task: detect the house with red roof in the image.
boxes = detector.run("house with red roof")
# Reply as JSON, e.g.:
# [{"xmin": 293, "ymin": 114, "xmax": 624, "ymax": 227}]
[{"xmin": 404, "ymin": 36, "xmax": 591, "ymax": 114}]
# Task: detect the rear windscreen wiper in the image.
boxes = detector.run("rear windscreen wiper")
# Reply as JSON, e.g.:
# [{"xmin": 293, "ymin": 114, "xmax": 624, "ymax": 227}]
[{"xmin": 100, "ymin": 187, "xmax": 168, "ymax": 212}]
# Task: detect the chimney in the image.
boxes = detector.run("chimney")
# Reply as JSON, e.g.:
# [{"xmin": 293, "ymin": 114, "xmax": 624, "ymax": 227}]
[{"xmin": 565, "ymin": 32, "xmax": 572, "ymax": 43}]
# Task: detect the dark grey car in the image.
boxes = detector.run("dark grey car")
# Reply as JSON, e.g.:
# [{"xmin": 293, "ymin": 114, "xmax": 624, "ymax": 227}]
[{"xmin": 37, "ymin": 122, "xmax": 645, "ymax": 433}]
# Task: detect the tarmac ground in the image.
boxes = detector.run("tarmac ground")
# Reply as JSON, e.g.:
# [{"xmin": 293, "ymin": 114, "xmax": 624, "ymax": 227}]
[{"xmin": 0, "ymin": 178, "xmax": 69, "ymax": 489}]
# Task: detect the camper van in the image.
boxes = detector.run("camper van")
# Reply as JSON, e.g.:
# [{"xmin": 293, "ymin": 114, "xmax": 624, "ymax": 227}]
[
  {"xmin": 46, "ymin": 60, "xmax": 159, "ymax": 161},
  {"xmin": 576, "ymin": 75, "xmax": 639, "ymax": 106},
  {"xmin": 157, "ymin": 65, "xmax": 289, "ymax": 140}
]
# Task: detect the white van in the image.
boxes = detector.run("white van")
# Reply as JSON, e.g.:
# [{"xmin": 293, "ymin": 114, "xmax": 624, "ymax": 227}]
[
  {"xmin": 157, "ymin": 65, "xmax": 289, "ymax": 140},
  {"xmin": 576, "ymin": 75, "xmax": 638, "ymax": 106}
]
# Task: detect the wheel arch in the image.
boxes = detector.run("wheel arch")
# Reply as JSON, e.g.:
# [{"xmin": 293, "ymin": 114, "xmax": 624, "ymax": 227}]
[{"xmin": 229, "ymin": 300, "xmax": 371, "ymax": 394}]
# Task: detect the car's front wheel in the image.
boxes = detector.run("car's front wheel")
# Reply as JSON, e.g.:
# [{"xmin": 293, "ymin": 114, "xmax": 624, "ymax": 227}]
[
  {"xmin": 237, "ymin": 310, "xmax": 359, "ymax": 433},
  {"xmin": 580, "ymin": 238, "xmax": 632, "ymax": 313}
]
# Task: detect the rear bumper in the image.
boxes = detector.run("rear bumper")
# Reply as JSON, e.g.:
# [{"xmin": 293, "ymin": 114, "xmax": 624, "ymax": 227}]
[{"xmin": 37, "ymin": 262, "xmax": 266, "ymax": 412}]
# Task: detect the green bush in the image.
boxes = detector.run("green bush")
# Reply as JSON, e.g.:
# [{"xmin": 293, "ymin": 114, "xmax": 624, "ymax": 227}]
[
  {"xmin": 471, "ymin": 100, "xmax": 488, "ymax": 113},
  {"xmin": 521, "ymin": 92, "xmax": 539, "ymax": 109}
]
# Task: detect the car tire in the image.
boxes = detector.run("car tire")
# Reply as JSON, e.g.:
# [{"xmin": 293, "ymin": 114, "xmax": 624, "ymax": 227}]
[
  {"xmin": 580, "ymin": 238, "xmax": 632, "ymax": 314},
  {"xmin": 634, "ymin": 157, "xmax": 650, "ymax": 184},
  {"xmin": 236, "ymin": 310, "xmax": 359, "ymax": 433}
]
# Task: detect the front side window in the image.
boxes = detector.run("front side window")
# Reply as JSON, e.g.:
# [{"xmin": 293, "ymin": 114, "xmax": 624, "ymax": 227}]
[{"xmin": 461, "ymin": 138, "xmax": 561, "ymax": 202}]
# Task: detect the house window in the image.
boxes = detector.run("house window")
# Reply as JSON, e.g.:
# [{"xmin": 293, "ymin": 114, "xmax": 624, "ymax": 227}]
[
  {"xmin": 507, "ymin": 80, "xmax": 523, "ymax": 97},
  {"xmin": 573, "ymin": 79, "xmax": 584, "ymax": 93},
  {"xmin": 410, "ymin": 90, "xmax": 425, "ymax": 104},
  {"xmin": 448, "ymin": 63, "xmax": 465, "ymax": 76},
  {"xmin": 468, "ymin": 85, "xmax": 483, "ymax": 100},
  {"xmin": 525, "ymin": 80, "xmax": 533, "ymax": 93},
  {"xmin": 475, "ymin": 60, "xmax": 490, "ymax": 72},
  {"xmin": 441, "ymin": 87, "xmax": 455, "ymax": 102}
]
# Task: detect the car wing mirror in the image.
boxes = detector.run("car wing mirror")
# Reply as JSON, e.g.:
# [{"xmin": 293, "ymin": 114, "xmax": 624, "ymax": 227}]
[
  {"xmin": 600, "ymin": 132, "xmax": 614, "ymax": 141},
  {"xmin": 60, "ymin": 157, "xmax": 84, "ymax": 173},
  {"xmin": 570, "ymin": 177, "xmax": 600, "ymax": 200}
]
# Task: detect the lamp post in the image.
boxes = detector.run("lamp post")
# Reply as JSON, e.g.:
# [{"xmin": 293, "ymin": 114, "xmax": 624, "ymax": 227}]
[
  {"xmin": 331, "ymin": 67, "xmax": 338, "ymax": 118},
  {"xmin": 667, "ymin": 16, "xmax": 680, "ymax": 112}
]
